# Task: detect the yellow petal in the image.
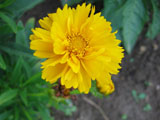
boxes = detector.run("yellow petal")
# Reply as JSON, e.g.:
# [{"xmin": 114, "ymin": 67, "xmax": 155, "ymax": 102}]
[
  {"xmin": 78, "ymin": 67, "xmax": 91, "ymax": 93},
  {"xmin": 33, "ymin": 51, "xmax": 54, "ymax": 58},
  {"xmin": 96, "ymin": 73, "xmax": 115, "ymax": 95},
  {"xmin": 84, "ymin": 48, "xmax": 105, "ymax": 60},
  {"xmin": 74, "ymin": 3, "xmax": 91, "ymax": 31},
  {"xmin": 67, "ymin": 54, "xmax": 80, "ymax": 73},
  {"xmin": 41, "ymin": 54, "xmax": 69, "ymax": 68},
  {"xmin": 81, "ymin": 59, "xmax": 103, "ymax": 80},
  {"xmin": 53, "ymin": 40, "xmax": 66, "ymax": 54},
  {"xmin": 30, "ymin": 40, "xmax": 53, "ymax": 52},
  {"xmin": 61, "ymin": 69, "xmax": 78, "ymax": 89},
  {"xmin": 42, "ymin": 63, "xmax": 66, "ymax": 84},
  {"xmin": 39, "ymin": 17, "xmax": 52, "ymax": 31},
  {"xmin": 41, "ymin": 56, "xmax": 61, "ymax": 68},
  {"xmin": 31, "ymin": 28, "xmax": 53, "ymax": 42}
]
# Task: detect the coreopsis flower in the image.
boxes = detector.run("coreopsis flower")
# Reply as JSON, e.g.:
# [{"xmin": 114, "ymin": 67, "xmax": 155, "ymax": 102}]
[{"xmin": 30, "ymin": 3, "xmax": 124, "ymax": 95}]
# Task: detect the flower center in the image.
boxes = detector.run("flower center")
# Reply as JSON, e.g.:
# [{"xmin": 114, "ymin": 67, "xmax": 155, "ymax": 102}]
[{"xmin": 67, "ymin": 33, "xmax": 88, "ymax": 57}]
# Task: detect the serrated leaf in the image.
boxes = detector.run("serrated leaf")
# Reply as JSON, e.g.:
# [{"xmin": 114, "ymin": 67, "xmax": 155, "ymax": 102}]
[
  {"xmin": 86, "ymin": 0, "xmax": 99, "ymax": 4},
  {"xmin": 102, "ymin": 0, "xmax": 125, "ymax": 40},
  {"xmin": 0, "ymin": 12, "xmax": 17, "ymax": 33},
  {"xmin": 0, "ymin": 89, "xmax": 18, "ymax": 106},
  {"xmin": 146, "ymin": 0, "xmax": 160, "ymax": 39},
  {"xmin": 0, "ymin": 54, "xmax": 6, "ymax": 70},
  {"xmin": 122, "ymin": 0, "xmax": 147, "ymax": 54},
  {"xmin": 60, "ymin": 0, "xmax": 82, "ymax": 6},
  {"xmin": 102, "ymin": 0, "xmax": 119, "ymax": 17}
]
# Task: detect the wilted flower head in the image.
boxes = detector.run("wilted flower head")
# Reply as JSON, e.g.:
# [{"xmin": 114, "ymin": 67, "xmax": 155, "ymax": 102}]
[{"xmin": 30, "ymin": 3, "xmax": 124, "ymax": 94}]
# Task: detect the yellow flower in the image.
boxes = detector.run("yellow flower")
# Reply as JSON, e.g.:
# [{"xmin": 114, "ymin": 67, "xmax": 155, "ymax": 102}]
[{"xmin": 30, "ymin": 3, "xmax": 124, "ymax": 94}]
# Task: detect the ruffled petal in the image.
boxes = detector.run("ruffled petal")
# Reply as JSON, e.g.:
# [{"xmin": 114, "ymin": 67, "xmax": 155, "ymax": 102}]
[
  {"xmin": 96, "ymin": 72, "xmax": 115, "ymax": 95},
  {"xmin": 61, "ymin": 69, "xmax": 79, "ymax": 89},
  {"xmin": 42, "ymin": 63, "xmax": 67, "ymax": 83},
  {"xmin": 39, "ymin": 16, "xmax": 52, "ymax": 31},
  {"xmin": 67, "ymin": 54, "xmax": 80, "ymax": 73},
  {"xmin": 30, "ymin": 40, "xmax": 53, "ymax": 52},
  {"xmin": 78, "ymin": 66, "xmax": 91, "ymax": 93},
  {"xmin": 81, "ymin": 58, "xmax": 104, "ymax": 80},
  {"xmin": 33, "ymin": 51, "xmax": 54, "ymax": 58},
  {"xmin": 31, "ymin": 28, "xmax": 53, "ymax": 43}
]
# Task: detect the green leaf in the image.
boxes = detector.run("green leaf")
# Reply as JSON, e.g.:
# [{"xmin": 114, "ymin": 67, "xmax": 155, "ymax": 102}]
[
  {"xmin": 38, "ymin": 104, "xmax": 53, "ymax": 120},
  {"xmin": 122, "ymin": 0, "xmax": 147, "ymax": 54},
  {"xmin": 0, "ymin": 110, "xmax": 12, "ymax": 120},
  {"xmin": 52, "ymin": 98, "xmax": 76, "ymax": 116},
  {"xmin": 138, "ymin": 93, "xmax": 146, "ymax": 100},
  {"xmin": 131, "ymin": 90, "xmax": 138, "ymax": 102},
  {"xmin": 16, "ymin": 21, "xmax": 28, "ymax": 46},
  {"xmin": 0, "ymin": 24, "xmax": 13, "ymax": 34},
  {"xmin": 10, "ymin": 57, "xmax": 23, "ymax": 82},
  {"xmin": 0, "ymin": 0, "xmax": 15, "ymax": 8},
  {"xmin": 21, "ymin": 106, "xmax": 32, "ymax": 120},
  {"xmin": 60, "ymin": 0, "xmax": 82, "ymax": 6},
  {"xmin": 0, "ymin": 12, "xmax": 17, "ymax": 33},
  {"xmin": 16, "ymin": 18, "xmax": 35, "ymax": 47},
  {"xmin": 21, "ymin": 57, "xmax": 32, "ymax": 78},
  {"xmin": 0, "ymin": 54, "xmax": 6, "ymax": 70},
  {"xmin": 102, "ymin": 0, "xmax": 125, "ymax": 40},
  {"xmin": 0, "ymin": 42, "xmax": 34, "ymax": 58},
  {"xmin": 14, "ymin": 107, "xmax": 20, "ymax": 120},
  {"xmin": 108, "ymin": 7, "xmax": 124, "ymax": 32},
  {"xmin": 20, "ymin": 89, "xmax": 28, "ymax": 106},
  {"xmin": 0, "ymin": 89, "xmax": 18, "ymax": 106},
  {"xmin": 7, "ymin": 0, "xmax": 43, "ymax": 18},
  {"xmin": 23, "ymin": 72, "xmax": 41, "ymax": 86},
  {"xmin": 25, "ymin": 18, "xmax": 35, "ymax": 42},
  {"xmin": 121, "ymin": 114, "xmax": 127, "ymax": 120},
  {"xmin": 70, "ymin": 89, "xmax": 81, "ymax": 95},
  {"xmin": 85, "ymin": 0, "xmax": 100, "ymax": 4},
  {"xmin": 102, "ymin": 0, "xmax": 119, "ymax": 17},
  {"xmin": 143, "ymin": 104, "xmax": 152, "ymax": 111},
  {"xmin": 90, "ymin": 81, "xmax": 103, "ymax": 98},
  {"xmin": 146, "ymin": 0, "xmax": 160, "ymax": 39}
]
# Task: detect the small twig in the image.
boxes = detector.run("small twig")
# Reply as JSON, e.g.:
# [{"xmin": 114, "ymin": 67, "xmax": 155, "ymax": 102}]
[{"xmin": 83, "ymin": 96, "xmax": 110, "ymax": 120}]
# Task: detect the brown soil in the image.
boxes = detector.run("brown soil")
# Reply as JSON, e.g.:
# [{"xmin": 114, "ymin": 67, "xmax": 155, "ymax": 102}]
[{"xmin": 22, "ymin": 0, "xmax": 160, "ymax": 120}]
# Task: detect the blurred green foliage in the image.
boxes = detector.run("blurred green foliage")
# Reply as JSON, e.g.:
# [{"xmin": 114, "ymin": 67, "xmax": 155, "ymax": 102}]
[
  {"xmin": 61, "ymin": 0, "xmax": 160, "ymax": 54},
  {"xmin": 0, "ymin": 0, "xmax": 76, "ymax": 119}
]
